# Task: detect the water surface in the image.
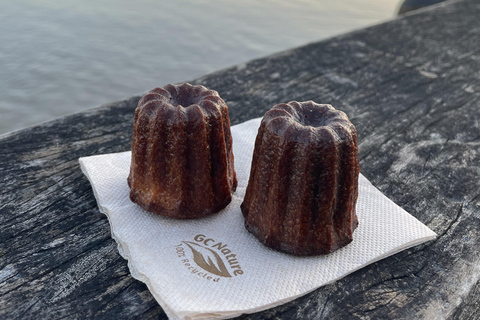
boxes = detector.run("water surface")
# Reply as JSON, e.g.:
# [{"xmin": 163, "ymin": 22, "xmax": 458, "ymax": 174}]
[{"xmin": 0, "ymin": 0, "xmax": 400, "ymax": 134}]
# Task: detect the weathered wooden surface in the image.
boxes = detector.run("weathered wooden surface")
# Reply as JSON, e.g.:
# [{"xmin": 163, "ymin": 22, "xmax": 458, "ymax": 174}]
[{"xmin": 1, "ymin": 0, "xmax": 480, "ymax": 318}]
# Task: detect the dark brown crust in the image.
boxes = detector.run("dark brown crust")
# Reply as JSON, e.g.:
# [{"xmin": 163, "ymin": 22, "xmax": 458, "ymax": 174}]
[
  {"xmin": 241, "ymin": 101, "xmax": 359, "ymax": 255},
  {"xmin": 128, "ymin": 83, "xmax": 237, "ymax": 219}
]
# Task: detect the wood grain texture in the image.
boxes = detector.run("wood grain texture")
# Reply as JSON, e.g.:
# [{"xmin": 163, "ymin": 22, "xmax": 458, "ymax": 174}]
[{"xmin": 1, "ymin": 0, "xmax": 480, "ymax": 318}]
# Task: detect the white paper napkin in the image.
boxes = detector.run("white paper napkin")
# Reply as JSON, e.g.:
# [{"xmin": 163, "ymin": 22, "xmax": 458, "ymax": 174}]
[{"xmin": 79, "ymin": 117, "xmax": 436, "ymax": 320}]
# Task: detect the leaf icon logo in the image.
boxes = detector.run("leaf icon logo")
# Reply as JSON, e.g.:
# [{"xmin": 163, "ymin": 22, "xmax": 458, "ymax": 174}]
[{"xmin": 183, "ymin": 241, "xmax": 232, "ymax": 278}]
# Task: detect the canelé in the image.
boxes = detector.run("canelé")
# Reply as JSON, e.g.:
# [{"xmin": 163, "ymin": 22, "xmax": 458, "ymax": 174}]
[
  {"xmin": 241, "ymin": 101, "xmax": 359, "ymax": 255},
  {"xmin": 128, "ymin": 83, "xmax": 237, "ymax": 219}
]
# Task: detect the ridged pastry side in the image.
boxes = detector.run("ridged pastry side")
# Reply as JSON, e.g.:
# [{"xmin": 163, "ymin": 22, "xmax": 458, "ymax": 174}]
[
  {"xmin": 241, "ymin": 101, "xmax": 359, "ymax": 255},
  {"xmin": 128, "ymin": 83, "xmax": 237, "ymax": 219}
]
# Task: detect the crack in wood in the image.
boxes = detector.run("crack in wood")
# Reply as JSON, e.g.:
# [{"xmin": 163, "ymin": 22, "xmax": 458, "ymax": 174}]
[{"xmin": 434, "ymin": 202, "xmax": 464, "ymax": 241}]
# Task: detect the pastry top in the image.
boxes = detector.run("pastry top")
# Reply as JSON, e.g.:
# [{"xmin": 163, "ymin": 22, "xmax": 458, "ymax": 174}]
[
  {"xmin": 137, "ymin": 82, "xmax": 228, "ymax": 117},
  {"xmin": 261, "ymin": 100, "xmax": 357, "ymax": 144}
]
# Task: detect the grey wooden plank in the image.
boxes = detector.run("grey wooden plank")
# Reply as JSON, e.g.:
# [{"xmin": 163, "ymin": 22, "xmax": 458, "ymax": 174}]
[{"xmin": 1, "ymin": 0, "xmax": 480, "ymax": 318}]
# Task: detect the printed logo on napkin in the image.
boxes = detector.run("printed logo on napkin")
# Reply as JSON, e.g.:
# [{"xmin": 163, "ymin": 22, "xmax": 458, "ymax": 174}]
[{"xmin": 175, "ymin": 234, "xmax": 244, "ymax": 282}]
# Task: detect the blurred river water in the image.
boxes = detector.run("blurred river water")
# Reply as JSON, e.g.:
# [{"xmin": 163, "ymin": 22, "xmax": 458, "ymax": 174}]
[{"xmin": 0, "ymin": 0, "xmax": 400, "ymax": 134}]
